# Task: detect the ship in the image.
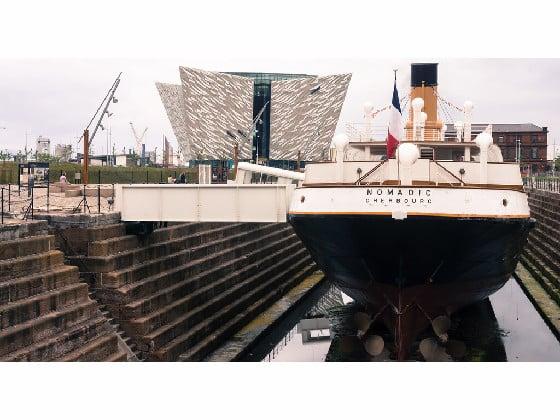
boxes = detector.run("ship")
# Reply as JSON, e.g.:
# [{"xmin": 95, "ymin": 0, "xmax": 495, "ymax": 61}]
[{"xmin": 287, "ymin": 63, "xmax": 534, "ymax": 360}]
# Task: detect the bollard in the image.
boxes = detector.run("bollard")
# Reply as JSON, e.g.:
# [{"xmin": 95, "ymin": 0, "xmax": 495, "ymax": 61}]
[
  {"xmin": 160, "ymin": 171, "xmax": 163, "ymax": 184},
  {"xmin": 83, "ymin": 184, "xmax": 86, "ymax": 213},
  {"xmin": 47, "ymin": 179, "xmax": 50, "ymax": 213},
  {"xmin": 1, "ymin": 187, "xmax": 4, "ymax": 224},
  {"xmin": 146, "ymin": 170, "xmax": 149, "ymax": 184},
  {"xmin": 8, "ymin": 183, "xmax": 10, "ymax": 212},
  {"xmin": 131, "ymin": 171, "xmax": 134, "ymax": 184},
  {"xmin": 31, "ymin": 185, "xmax": 34, "ymax": 220},
  {"xmin": 97, "ymin": 184, "xmax": 101, "ymax": 214}
]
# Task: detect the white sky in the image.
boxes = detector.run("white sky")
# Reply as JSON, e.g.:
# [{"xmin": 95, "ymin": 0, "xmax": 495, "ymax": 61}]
[
  {"xmin": 0, "ymin": 1, "xmax": 559, "ymax": 159},
  {"xmin": 1, "ymin": 58, "xmax": 558, "ymax": 159}
]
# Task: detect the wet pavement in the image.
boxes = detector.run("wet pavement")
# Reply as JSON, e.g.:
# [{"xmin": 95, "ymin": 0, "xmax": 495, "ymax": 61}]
[{"xmin": 244, "ymin": 278, "xmax": 560, "ymax": 362}]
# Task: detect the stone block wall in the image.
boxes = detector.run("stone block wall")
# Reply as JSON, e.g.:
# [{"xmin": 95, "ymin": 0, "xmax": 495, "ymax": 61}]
[{"xmin": 521, "ymin": 189, "xmax": 560, "ymax": 305}]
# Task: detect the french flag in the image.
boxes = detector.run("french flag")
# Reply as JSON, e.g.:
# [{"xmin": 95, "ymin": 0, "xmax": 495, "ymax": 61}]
[{"xmin": 387, "ymin": 79, "xmax": 403, "ymax": 158}]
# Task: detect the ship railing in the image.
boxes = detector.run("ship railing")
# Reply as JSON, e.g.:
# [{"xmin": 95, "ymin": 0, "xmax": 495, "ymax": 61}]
[
  {"xmin": 345, "ymin": 122, "xmax": 489, "ymax": 143},
  {"xmin": 523, "ymin": 176, "xmax": 560, "ymax": 193},
  {"xmin": 345, "ymin": 123, "xmax": 388, "ymax": 142},
  {"xmin": 353, "ymin": 159, "xmax": 472, "ymax": 186}
]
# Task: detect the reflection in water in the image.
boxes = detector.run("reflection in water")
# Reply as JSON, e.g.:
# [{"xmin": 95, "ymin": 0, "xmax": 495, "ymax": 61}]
[
  {"xmin": 490, "ymin": 280, "xmax": 560, "ymax": 361},
  {"xmin": 255, "ymin": 278, "xmax": 560, "ymax": 362}
]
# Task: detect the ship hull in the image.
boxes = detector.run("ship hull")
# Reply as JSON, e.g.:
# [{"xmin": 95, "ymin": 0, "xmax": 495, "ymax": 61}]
[{"xmin": 288, "ymin": 213, "xmax": 533, "ymax": 359}]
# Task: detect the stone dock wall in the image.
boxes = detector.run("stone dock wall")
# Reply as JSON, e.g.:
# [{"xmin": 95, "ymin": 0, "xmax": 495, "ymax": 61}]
[
  {"xmin": 517, "ymin": 188, "xmax": 560, "ymax": 338},
  {"xmin": 0, "ymin": 220, "xmax": 125, "ymax": 361},
  {"xmin": 0, "ymin": 213, "xmax": 318, "ymax": 361}
]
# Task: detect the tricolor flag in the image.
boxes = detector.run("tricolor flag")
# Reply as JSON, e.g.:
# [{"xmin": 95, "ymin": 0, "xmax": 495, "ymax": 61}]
[{"xmin": 387, "ymin": 79, "xmax": 403, "ymax": 158}]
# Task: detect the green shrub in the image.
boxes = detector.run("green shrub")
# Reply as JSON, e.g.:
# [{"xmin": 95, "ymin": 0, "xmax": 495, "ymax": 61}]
[{"xmin": 0, "ymin": 162, "xmax": 198, "ymax": 185}]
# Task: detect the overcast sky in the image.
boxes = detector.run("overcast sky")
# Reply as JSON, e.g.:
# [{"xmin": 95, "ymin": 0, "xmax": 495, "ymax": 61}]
[{"xmin": 1, "ymin": 58, "xmax": 558, "ymax": 159}]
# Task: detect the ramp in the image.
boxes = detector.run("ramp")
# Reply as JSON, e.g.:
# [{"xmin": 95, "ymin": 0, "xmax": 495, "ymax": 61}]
[{"xmin": 115, "ymin": 184, "xmax": 295, "ymax": 223}]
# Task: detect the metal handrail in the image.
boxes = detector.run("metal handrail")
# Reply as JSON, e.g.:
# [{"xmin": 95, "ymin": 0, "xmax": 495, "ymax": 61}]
[
  {"xmin": 433, "ymin": 160, "xmax": 464, "ymax": 185},
  {"xmin": 355, "ymin": 159, "xmax": 388, "ymax": 185}
]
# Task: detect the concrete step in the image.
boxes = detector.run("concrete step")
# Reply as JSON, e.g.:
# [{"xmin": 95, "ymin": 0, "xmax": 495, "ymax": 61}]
[
  {"xmin": 103, "ymin": 348, "xmax": 128, "ymax": 362},
  {"xmin": 159, "ymin": 259, "xmax": 316, "ymax": 362},
  {"xmin": 528, "ymin": 207, "xmax": 560, "ymax": 231},
  {"xmin": 126, "ymin": 240, "xmax": 306, "ymax": 336},
  {"xmin": 528, "ymin": 191, "xmax": 560, "ymax": 205},
  {"xmin": 100, "ymin": 223, "xmax": 286, "ymax": 288},
  {"xmin": 88, "ymin": 222, "xmax": 227, "ymax": 256},
  {"xmin": 522, "ymin": 247, "xmax": 560, "ymax": 291},
  {"xmin": 0, "ymin": 282, "xmax": 89, "ymax": 329},
  {"xmin": 0, "ymin": 265, "xmax": 79, "ymax": 306},
  {"xmin": 529, "ymin": 223, "xmax": 560, "ymax": 249},
  {"xmin": 0, "ymin": 220, "xmax": 49, "ymax": 242},
  {"xmin": 57, "ymin": 332, "xmax": 119, "ymax": 362},
  {"xmin": 55, "ymin": 223, "xmax": 127, "ymax": 256},
  {"xmin": 110, "ymin": 224, "xmax": 294, "ymax": 303},
  {"xmin": 145, "ymin": 252, "xmax": 314, "ymax": 358},
  {"xmin": 0, "ymin": 299, "xmax": 98, "ymax": 357},
  {"xmin": 82, "ymin": 223, "xmax": 252, "ymax": 273},
  {"xmin": 525, "ymin": 238, "xmax": 560, "ymax": 279},
  {"xmin": 520, "ymin": 253, "xmax": 560, "ymax": 306},
  {"xmin": 86, "ymin": 223, "xmax": 127, "ymax": 242},
  {"xmin": 0, "ymin": 250, "xmax": 65, "ymax": 281},
  {"xmin": 180, "ymin": 264, "xmax": 318, "ymax": 362},
  {"xmin": 528, "ymin": 228, "xmax": 560, "ymax": 261},
  {"xmin": 0, "ymin": 235, "xmax": 55, "ymax": 261},
  {"xmin": 121, "ymin": 234, "xmax": 302, "ymax": 320},
  {"xmin": 2, "ymin": 315, "xmax": 110, "ymax": 361}
]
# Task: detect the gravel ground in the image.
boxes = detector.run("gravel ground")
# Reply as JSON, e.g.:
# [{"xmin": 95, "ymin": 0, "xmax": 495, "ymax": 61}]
[{"xmin": 1, "ymin": 184, "xmax": 115, "ymax": 219}]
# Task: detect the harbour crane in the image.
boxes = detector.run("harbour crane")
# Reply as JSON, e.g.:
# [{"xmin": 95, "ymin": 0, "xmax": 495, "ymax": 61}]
[{"xmin": 129, "ymin": 122, "xmax": 148, "ymax": 157}]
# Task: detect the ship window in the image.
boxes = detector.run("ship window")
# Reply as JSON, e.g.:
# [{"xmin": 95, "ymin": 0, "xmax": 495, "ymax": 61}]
[
  {"xmin": 531, "ymin": 147, "xmax": 538, "ymax": 159},
  {"xmin": 531, "ymin": 134, "xmax": 538, "ymax": 143},
  {"xmin": 498, "ymin": 136, "xmax": 504, "ymax": 143}
]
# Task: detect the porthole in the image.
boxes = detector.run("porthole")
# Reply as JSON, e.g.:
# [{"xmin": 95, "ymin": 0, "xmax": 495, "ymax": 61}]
[
  {"xmin": 502, "ymin": 198, "xmax": 508, "ymax": 207},
  {"xmin": 301, "ymin": 196, "xmax": 305, "ymax": 203}
]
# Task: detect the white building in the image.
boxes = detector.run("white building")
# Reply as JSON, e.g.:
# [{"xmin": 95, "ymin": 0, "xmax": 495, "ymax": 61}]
[
  {"xmin": 36, "ymin": 135, "xmax": 51, "ymax": 155},
  {"xmin": 54, "ymin": 144, "xmax": 72, "ymax": 161}
]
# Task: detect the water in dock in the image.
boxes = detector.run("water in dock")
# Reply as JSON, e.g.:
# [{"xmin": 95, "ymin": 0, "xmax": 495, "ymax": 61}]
[{"xmin": 243, "ymin": 278, "xmax": 560, "ymax": 362}]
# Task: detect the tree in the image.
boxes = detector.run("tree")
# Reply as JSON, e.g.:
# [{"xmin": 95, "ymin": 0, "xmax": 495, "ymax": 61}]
[
  {"xmin": 0, "ymin": 150, "xmax": 12, "ymax": 162},
  {"xmin": 35, "ymin": 152, "xmax": 62, "ymax": 163}
]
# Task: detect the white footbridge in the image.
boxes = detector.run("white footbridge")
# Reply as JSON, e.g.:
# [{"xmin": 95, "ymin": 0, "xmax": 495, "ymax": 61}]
[{"xmin": 115, "ymin": 162, "xmax": 303, "ymax": 223}]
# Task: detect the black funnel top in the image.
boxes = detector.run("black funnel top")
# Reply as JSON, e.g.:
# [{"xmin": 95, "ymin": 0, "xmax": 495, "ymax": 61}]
[{"xmin": 411, "ymin": 63, "xmax": 438, "ymax": 87}]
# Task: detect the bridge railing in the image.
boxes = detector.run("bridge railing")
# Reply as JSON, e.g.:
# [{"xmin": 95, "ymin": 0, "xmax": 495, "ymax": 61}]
[{"xmin": 523, "ymin": 177, "xmax": 560, "ymax": 193}]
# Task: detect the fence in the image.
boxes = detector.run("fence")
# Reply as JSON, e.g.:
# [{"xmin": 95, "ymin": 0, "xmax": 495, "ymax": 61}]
[
  {"xmin": 523, "ymin": 177, "xmax": 560, "ymax": 193},
  {"xmin": 0, "ymin": 183, "xmax": 115, "ymax": 224},
  {"xmin": 0, "ymin": 165, "xmax": 199, "ymax": 224},
  {"xmin": 0, "ymin": 162, "xmax": 197, "ymax": 185}
]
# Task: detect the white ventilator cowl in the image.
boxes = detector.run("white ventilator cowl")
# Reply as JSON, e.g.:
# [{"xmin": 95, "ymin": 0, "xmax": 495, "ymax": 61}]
[
  {"xmin": 463, "ymin": 100, "xmax": 474, "ymax": 112},
  {"xmin": 411, "ymin": 97, "xmax": 424, "ymax": 111},
  {"xmin": 332, "ymin": 133, "xmax": 349, "ymax": 150},
  {"xmin": 474, "ymin": 132, "xmax": 493, "ymax": 149},
  {"xmin": 396, "ymin": 143, "xmax": 420, "ymax": 166}
]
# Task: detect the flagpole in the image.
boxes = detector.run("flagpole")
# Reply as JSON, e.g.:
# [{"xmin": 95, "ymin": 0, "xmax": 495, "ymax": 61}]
[{"xmin": 393, "ymin": 69, "xmax": 400, "ymax": 184}]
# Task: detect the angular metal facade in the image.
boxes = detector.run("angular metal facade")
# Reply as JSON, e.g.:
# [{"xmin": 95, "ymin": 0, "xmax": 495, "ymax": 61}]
[
  {"xmin": 156, "ymin": 67, "xmax": 351, "ymax": 162},
  {"xmin": 180, "ymin": 67, "xmax": 254, "ymax": 160},
  {"xmin": 269, "ymin": 73, "xmax": 351, "ymax": 160},
  {"xmin": 155, "ymin": 82, "xmax": 190, "ymax": 158}
]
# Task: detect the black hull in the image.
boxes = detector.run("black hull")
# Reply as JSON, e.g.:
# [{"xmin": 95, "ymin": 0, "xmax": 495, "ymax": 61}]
[{"xmin": 289, "ymin": 214, "xmax": 533, "ymax": 359}]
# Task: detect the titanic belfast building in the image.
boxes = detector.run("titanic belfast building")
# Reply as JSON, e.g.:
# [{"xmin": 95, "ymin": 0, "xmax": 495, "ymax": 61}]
[{"xmin": 156, "ymin": 67, "xmax": 351, "ymax": 167}]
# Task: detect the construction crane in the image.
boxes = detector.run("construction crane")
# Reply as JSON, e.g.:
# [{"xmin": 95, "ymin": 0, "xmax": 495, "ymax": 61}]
[
  {"xmin": 129, "ymin": 122, "xmax": 148, "ymax": 157},
  {"xmin": 79, "ymin": 72, "xmax": 122, "ymax": 183}
]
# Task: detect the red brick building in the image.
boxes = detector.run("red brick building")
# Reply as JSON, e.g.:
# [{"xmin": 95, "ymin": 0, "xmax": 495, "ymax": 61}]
[{"xmin": 491, "ymin": 124, "xmax": 548, "ymax": 174}]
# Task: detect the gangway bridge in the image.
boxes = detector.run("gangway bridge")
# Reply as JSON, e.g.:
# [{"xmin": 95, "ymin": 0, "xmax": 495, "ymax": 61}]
[{"xmin": 115, "ymin": 162, "xmax": 303, "ymax": 224}]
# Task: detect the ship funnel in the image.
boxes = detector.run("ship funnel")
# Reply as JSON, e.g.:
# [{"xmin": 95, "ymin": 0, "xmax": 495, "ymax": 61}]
[{"xmin": 408, "ymin": 63, "xmax": 442, "ymax": 139}]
